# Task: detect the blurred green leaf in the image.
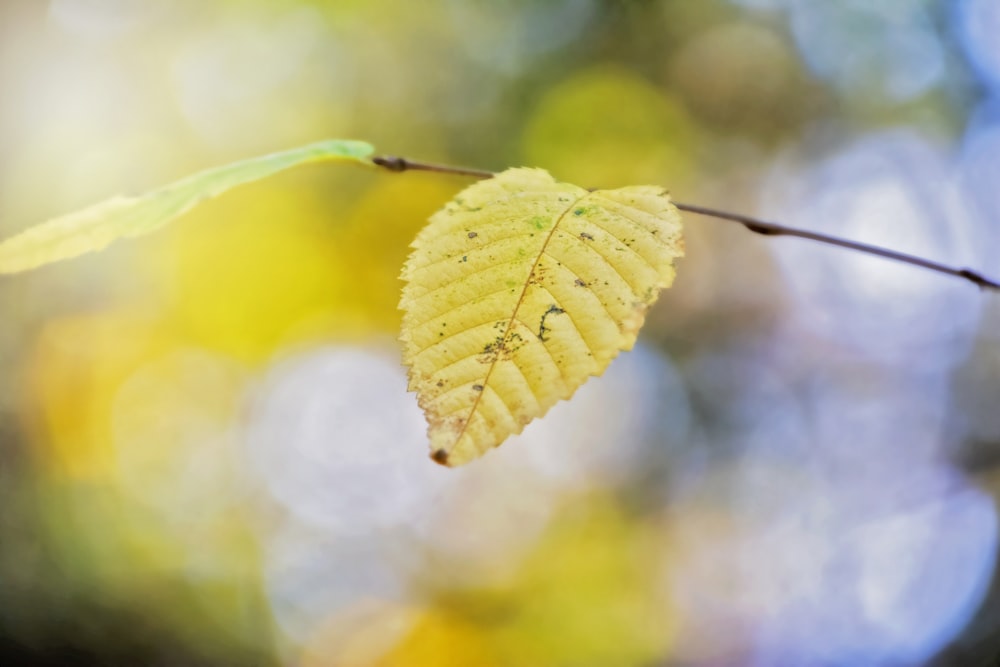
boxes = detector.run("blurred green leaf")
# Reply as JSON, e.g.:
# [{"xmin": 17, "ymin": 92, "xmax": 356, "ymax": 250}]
[{"xmin": 0, "ymin": 139, "xmax": 375, "ymax": 274}]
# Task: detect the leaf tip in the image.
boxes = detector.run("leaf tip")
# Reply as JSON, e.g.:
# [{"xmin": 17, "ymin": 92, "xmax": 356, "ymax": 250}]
[{"xmin": 430, "ymin": 448, "xmax": 451, "ymax": 466}]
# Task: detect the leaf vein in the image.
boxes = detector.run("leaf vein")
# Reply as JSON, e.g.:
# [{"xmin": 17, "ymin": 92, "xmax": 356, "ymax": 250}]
[
  {"xmin": 535, "ymin": 284, "xmax": 598, "ymax": 361},
  {"xmin": 586, "ymin": 193, "xmax": 681, "ymax": 250},
  {"xmin": 407, "ymin": 284, "xmax": 514, "ymax": 329},
  {"xmin": 443, "ymin": 193, "xmax": 584, "ymax": 456},
  {"xmin": 408, "ymin": 257, "xmax": 523, "ymax": 303},
  {"xmin": 539, "ymin": 249, "xmax": 619, "ymax": 326},
  {"xmin": 553, "ymin": 228, "xmax": 644, "ymax": 295}
]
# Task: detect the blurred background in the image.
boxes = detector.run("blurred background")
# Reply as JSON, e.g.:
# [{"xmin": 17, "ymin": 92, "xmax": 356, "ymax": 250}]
[{"xmin": 1, "ymin": 0, "xmax": 999, "ymax": 665}]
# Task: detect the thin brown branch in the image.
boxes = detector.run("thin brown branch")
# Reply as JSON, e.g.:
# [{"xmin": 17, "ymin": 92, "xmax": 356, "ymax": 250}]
[
  {"xmin": 372, "ymin": 155, "xmax": 495, "ymax": 179},
  {"xmin": 371, "ymin": 155, "xmax": 1000, "ymax": 292},
  {"xmin": 673, "ymin": 203, "xmax": 1000, "ymax": 291}
]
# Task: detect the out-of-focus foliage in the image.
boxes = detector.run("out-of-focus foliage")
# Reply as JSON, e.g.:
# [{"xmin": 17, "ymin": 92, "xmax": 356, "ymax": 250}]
[
  {"xmin": 0, "ymin": 139, "xmax": 373, "ymax": 274},
  {"xmin": 401, "ymin": 168, "xmax": 684, "ymax": 465},
  {"xmin": 1, "ymin": 1, "xmax": 999, "ymax": 666},
  {"xmin": 522, "ymin": 67, "xmax": 706, "ymax": 188}
]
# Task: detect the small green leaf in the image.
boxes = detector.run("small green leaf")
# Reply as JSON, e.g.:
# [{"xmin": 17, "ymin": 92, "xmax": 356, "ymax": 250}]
[{"xmin": 0, "ymin": 139, "xmax": 375, "ymax": 274}]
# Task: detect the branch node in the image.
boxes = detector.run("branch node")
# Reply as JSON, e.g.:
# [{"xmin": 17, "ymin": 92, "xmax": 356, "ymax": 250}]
[
  {"xmin": 744, "ymin": 222, "xmax": 780, "ymax": 236},
  {"xmin": 959, "ymin": 268, "xmax": 999, "ymax": 291},
  {"xmin": 372, "ymin": 155, "xmax": 408, "ymax": 172}
]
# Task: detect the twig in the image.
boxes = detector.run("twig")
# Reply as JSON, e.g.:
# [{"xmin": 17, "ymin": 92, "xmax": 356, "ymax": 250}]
[
  {"xmin": 371, "ymin": 155, "xmax": 999, "ymax": 292},
  {"xmin": 372, "ymin": 156, "xmax": 495, "ymax": 179},
  {"xmin": 673, "ymin": 203, "xmax": 1000, "ymax": 290}
]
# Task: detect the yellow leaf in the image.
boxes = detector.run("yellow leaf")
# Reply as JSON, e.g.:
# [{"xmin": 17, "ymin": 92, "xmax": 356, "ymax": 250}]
[{"xmin": 400, "ymin": 168, "xmax": 684, "ymax": 466}]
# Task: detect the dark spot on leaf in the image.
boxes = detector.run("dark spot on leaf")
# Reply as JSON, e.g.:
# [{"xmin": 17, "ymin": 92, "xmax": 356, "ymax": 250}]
[
  {"xmin": 580, "ymin": 232, "xmax": 594, "ymax": 241},
  {"xmin": 479, "ymin": 326, "xmax": 525, "ymax": 363},
  {"xmin": 538, "ymin": 304, "xmax": 566, "ymax": 341},
  {"xmin": 468, "ymin": 231, "xmax": 478, "ymax": 238},
  {"xmin": 479, "ymin": 337, "xmax": 502, "ymax": 362},
  {"xmin": 472, "ymin": 384, "xmax": 484, "ymax": 392},
  {"xmin": 575, "ymin": 278, "xmax": 588, "ymax": 287},
  {"xmin": 431, "ymin": 449, "xmax": 450, "ymax": 465},
  {"xmin": 573, "ymin": 208, "xmax": 585, "ymax": 216},
  {"xmin": 460, "ymin": 255, "xmax": 468, "ymax": 263},
  {"xmin": 436, "ymin": 380, "xmax": 445, "ymax": 387}
]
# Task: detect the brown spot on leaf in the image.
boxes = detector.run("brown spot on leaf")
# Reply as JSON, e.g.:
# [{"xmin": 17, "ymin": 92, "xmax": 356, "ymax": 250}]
[
  {"xmin": 481, "ymin": 339, "xmax": 499, "ymax": 356},
  {"xmin": 575, "ymin": 278, "xmax": 588, "ymax": 287},
  {"xmin": 580, "ymin": 232, "xmax": 594, "ymax": 241},
  {"xmin": 468, "ymin": 231, "xmax": 478, "ymax": 238},
  {"xmin": 431, "ymin": 449, "xmax": 450, "ymax": 465},
  {"xmin": 472, "ymin": 384, "xmax": 484, "ymax": 392},
  {"xmin": 527, "ymin": 264, "xmax": 549, "ymax": 286}
]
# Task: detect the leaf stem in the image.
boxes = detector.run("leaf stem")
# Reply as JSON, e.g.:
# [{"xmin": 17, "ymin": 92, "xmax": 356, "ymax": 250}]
[{"xmin": 371, "ymin": 154, "xmax": 999, "ymax": 292}]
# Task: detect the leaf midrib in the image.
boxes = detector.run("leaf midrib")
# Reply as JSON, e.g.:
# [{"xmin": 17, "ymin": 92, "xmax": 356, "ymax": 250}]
[{"xmin": 441, "ymin": 192, "xmax": 585, "ymax": 459}]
